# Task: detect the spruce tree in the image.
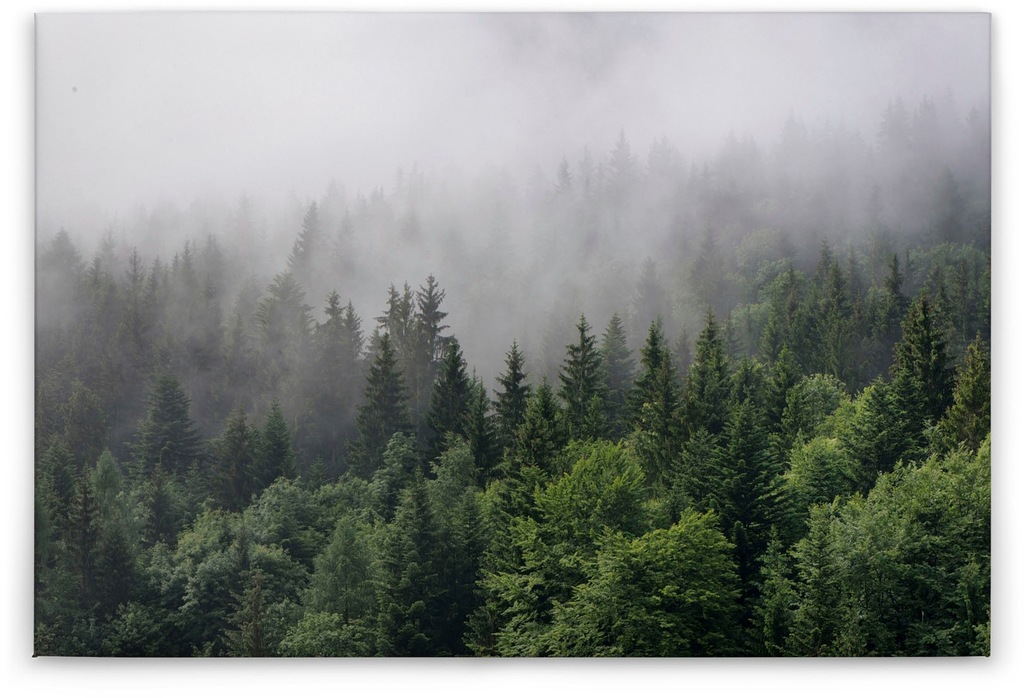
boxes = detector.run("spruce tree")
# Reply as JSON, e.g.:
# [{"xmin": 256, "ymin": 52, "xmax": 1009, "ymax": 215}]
[
  {"xmin": 558, "ymin": 315, "xmax": 606, "ymax": 440},
  {"xmin": 349, "ymin": 333, "xmax": 412, "ymax": 478},
  {"xmin": 934, "ymin": 333, "xmax": 989, "ymax": 453},
  {"xmin": 426, "ymin": 338, "xmax": 472, "ymax": 462},
  {"xmin": 682, "ymin": 310, "xmax": 731, "ymax": 437},
  {"xmin": 257, "ymin": 401, "xmax": 296, "ymax": 489},
  {"xmin": 601, "ymin": 312, "xmax": 635, "ymax": 439},
  {"xmin": 465, "ymin": 378, "xmax": 499, "ymax": 484},
  {"xmin": 510, "ymin": 378, "xmax": 564, "ymax": 476},
  {"xmin": 493, "ymin": 341, "xmax": 532, "ymax": 455},
  {"xmin": 628, "ymin": 319, "xmax": 682, "ymax": 488},
  {"xmin": 132, "ymin": 373, "xmax": 202, "ymax": 475},
  {"xmin": 891, "ymin": 293, "xmax": 953, "ymax": 425},
  {"xmin": 213, "ymin": 407, "xmax": 257, "ymax": 509}
]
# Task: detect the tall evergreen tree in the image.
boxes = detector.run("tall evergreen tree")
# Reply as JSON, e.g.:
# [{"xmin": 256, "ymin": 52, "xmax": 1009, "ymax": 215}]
[
  {"xmin": 601, "ymin": 313, "xmax": 635, "ymax": 439},
  {"xmin": 465, "ymin": 378, "xmax": 499, "ymax": 484},
  {"xmin": 891, "ymin": 293, "xmax": 954, "ymax": 425},
  {"xmin": 558, "ymin": 315, "xmax": 606, "ymax": 440},
  {"xmin": 935, "ymin": 333, "xmax": 989, "ymax": 453},
  {"xmin": 132, "ymin": 373, "xmax": 203, "ymax": 475},
  {"xmin": 493, "ymin": 341, "xmax": 532, "ymax": 455},
  {"xmin": 212, "ymin": 407, "xmax": 257, "ymax": 510},
  {"xmin": 349, "ymin": 333, "xmax": 412, "ymax": 478},
  {"xmin": 628, "ymin": 319, "xmax": 682, "ymax": 488},
  {"xmin": 425, "ymin": 338, "xmax": 472, "ymax": 462},
  {"xmin": 682, "ymin": 310, "xmax": 731, "ymax": 437},
  {"xmin": 312, "ymin": 291, "xmax": 364, "ymax": 468},
  {"xmin": 256, "ymin": 401, "xmax": 297, "ymax": 489},
  {"xmin": 510, "ymin": 378, "xmax": 564, "ymax": 476}
]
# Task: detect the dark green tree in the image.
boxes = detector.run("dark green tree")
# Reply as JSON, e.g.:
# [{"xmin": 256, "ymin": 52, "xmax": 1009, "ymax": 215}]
[
  {"xmin": 601, "ymin": 312, "xmax": 635, "ymax": 439},
  {"xmin": 348, "ymin": 333, "xmax": 412, "ymax": 478},
  {"xmin": 682, "ymin": 310, "xmax": 731, "ymax": 437},
  {"xmin": 509, "ymin": 378, "xmax": 564, "ymax": 476},
  {"xmin": 256, "ymin": 402, "xmax": 297, "ymax": 489},
  {"xmin": 425, "ymin": 337, "xmax": 472, "ymax": 462},
  {"xmin": 628, "ymin": 319, "xmax": 682, "ymax": 488},
  {"xmin": 465, "ymin": 378, "xmax": 499, "ymax": 484},
  {"xmin": 935, "ymin": 333, "xmax": 989, "ymax": 453},
  {"xmin": 375, "ymin": 474, "xmax": 442, "ymax": 656},
  {"xmin": 212, "ymin": 407, "xmax": 258, "ymax": 509},
  {"xmin": 558, "ymin": 315, "xmax": 606, "ymax": 440},
  {"xmin": 493, "ymin": 341, "xmax": 532, "ymax": 455},
  {"xmin": 132, "ymin": 373, "xmax": 203, "ymax": 475},
  {"xmin": 891, "ymin": 293, "xmax": 954, "ymax": 425}
]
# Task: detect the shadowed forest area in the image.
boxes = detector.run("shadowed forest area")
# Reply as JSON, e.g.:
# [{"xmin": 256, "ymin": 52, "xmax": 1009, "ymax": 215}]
[{"xmin": 35, "ymin": 90, "xmax": 990, "ymax": 656}]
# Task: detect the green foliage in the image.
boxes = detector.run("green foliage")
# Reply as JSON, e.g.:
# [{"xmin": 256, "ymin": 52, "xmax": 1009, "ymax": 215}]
[
  {"xmin": 558, "ymin": 315, "xmax": 607, "ymax": 440},
  {"xmin": 494, "ymin": 340, "xmax": 532, "ymax": 455},
  {"xmin": 349, "ymin": 332, "xmax": 412, "ymax": 478},
  {"xmin": 601, "ymin": 313, "xmax": 635, "ymax": 438},
  {"xmin": 934, "ymin": 333, "xmax": 989, "ymax": 453},
  {"xmin": 546, "ymin": 511, "xmax": 741, "ymax": 656},
  {"xmin": 426, "ymin": 337, "xmax": 472, "ymax": 461},
  {"xmin": 132, "ymin": 373, "xmax": 203, "ymax": 475},
  {"xmin": 682, "ymin": 310, "xmax": 731, "ymax": 437},
  {"xmin": 305, "ymin": 515, "xmax": 375, "ymax": 621},
  {"xmin": 784, "ymin": 439, "xmax": 990, "ymax": 655}
]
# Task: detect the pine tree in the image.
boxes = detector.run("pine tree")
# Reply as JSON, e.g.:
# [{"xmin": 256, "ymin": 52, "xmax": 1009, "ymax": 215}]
[
  {"xmin": 349, "ymin": 333, "xmax": 412, "ymax": 478},
  {"xmin": 312, "ymin": 291, "xmax": 364, "ymax": 468},
  {"xmin": 465, "ymin": 378, "xmax": 499, "ymax": 484},
  {"xmin": 288, "ymin": 202, "xmax": 321, "ymax": 285},
  {"xmin": 934, "ymin": 333, "xmax": 989, "ymax": 453},
  {"xmin": 601, "ymin": 313, "xmax": 635, "ymax": 439},
  {"xmin": 256, "ymin": 402, "xmax": 296, "ymax": 490},
  {"xmin": 891, "ymin": 293, "xmax": 953, "ymax": 425},
  {"xmin": 375, "ymin": 474, "xmax": 442, "ymax": 656},
  {"xmin": 558, "ymin": 315, "xmax": 606, "ymax": 440},
  {"xmin": 510, "ymin": 378, "xmax": 564, "ymax": 476},
  {"xmin": 628, "ymin": 319, "xmax": 681, "ymax": 487},
  {"xmin": 212, "ymin": 407, "xmax": 257, "ymax": 510},
  {"xmin": 493, "ymin": 341, "xmax": 532, "ymax": 455},
  {"xmin": 682, "ymin": 310, "xmax": 731, "ymax": 437},
  {"xmin": 426, "ymin": 338, "xmax": 472, "ymax": 462},
  {"xmin": 132, "ymin": 373, "xmax": 202, "ymax": 475}
]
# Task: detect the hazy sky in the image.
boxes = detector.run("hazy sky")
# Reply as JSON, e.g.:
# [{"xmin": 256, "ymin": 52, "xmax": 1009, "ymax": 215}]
[{"xmin": 36, "ymin": 12, "xmax": 990, "ymax": 229}]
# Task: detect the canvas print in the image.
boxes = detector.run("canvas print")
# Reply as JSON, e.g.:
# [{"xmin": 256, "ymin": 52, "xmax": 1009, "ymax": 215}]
[{"xmin": 34, "ymin": 13, "xmax": 990, "ymax": 657}]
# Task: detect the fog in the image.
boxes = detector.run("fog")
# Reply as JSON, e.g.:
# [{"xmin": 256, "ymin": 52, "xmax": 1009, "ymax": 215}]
[
  {"xmin": 37, "ymin": 13, "xmax": 988, "ymax": 227},
  {"xmin": 35, "ymin": 11, "xmax": 991, "ymax": 428}
]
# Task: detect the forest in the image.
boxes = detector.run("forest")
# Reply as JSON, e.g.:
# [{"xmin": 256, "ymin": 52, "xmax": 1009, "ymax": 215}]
[{"xmin": 34, "ymin": 93, "xmax": 990, "ymax": 656}]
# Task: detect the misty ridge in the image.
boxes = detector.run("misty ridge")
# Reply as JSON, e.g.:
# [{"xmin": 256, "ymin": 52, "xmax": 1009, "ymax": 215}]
[{"xmin": 38, "ymin": 89, "xmax": 990, "ymax": 441}]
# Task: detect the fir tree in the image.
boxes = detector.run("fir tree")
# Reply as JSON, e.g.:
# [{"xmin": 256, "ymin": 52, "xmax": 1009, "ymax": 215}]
[
  {"xmin": 212, "ymin": 407, "xmax": 257, "ymax": 510},
  {"xmin": 426, "ymin": 338, "xmax": 472, "ymax": 462},
  {"xmin": 628, "ymin": 319, "xmax": 681, "ymax": 488},
  {"xmin": 349, "ymin": 333, "xmax": 412, "ymax": 478},
  {"xmin": 601, "ymin": 312, "xmax": 635, "ymax": 439},
  {"xmin": 256, "ymin": 401, "xmax": 296, "ymax": 489},
  {"xmin": 682, "ymin": 310, "xmax": 731, "ymax": 437},
  {"xmin": 493, "ymin": 341, "xmax": 532, "ymax": 455},
  {"xmin": 558, "ymin": 315, "xmax": 606, "ymax": 440},
  {"xmin": 510, "ymin": 378, "xmax": 564, "ymax": 476},
  {"xmin": 934, "ymin": 333, "xmax": 989, "ymax": 454},
  {"xmin": 891, "ymin": 293, "xmax": 954, "ymax": 425},
  {"xmin": 132, "ymin": 373, "xmax": 203, "ymax": 475}
]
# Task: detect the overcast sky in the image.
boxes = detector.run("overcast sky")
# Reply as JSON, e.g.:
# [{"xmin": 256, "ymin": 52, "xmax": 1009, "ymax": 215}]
[{"xmin": 36, "ymin": 12, "xmax": 990, "ymax": 230}]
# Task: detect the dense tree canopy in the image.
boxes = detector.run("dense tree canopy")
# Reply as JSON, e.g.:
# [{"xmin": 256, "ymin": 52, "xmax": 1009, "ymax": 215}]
[{"xmin": 35, "ymin": 100, "xmax": 990, "ymax": 656}]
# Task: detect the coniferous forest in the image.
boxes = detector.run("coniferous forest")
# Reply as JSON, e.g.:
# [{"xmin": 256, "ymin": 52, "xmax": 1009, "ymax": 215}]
[{"xmin": 34, "ymin": 15, "xmax": 991, "ymax": 658}]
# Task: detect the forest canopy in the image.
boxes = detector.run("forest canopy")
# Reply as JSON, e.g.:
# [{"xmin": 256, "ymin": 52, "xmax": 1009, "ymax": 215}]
[{"xmin": 35, "ymin": 63, "xmax": 990, "ymax": 656}]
